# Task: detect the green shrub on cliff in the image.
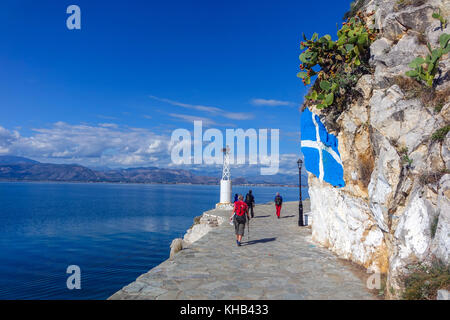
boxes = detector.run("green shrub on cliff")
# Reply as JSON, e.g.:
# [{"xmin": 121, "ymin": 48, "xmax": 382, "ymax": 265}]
[
  {"xmin": 432, "ymin": 8, "xmax": 448, "ymax": 29},
  {"xmin": 431, "ymin": 125, "xmax": 450, "ymax": 141},
  {"xmin": 402, "ymin": 260, "xmax": 450, "ymax": 300},
  {"xmin": 405, "ymin": 33, "xmax": 450, "ymax": 87},
  {"xmin": 297, "ymin": 11, "xmax": 377, "ymax": 111},
  {"xmin": 430, "ymin": 214, "xmax": 439, "ymax": 238}
]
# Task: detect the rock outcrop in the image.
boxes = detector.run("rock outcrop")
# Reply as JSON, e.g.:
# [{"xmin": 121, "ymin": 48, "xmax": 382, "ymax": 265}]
[
  {"xmin": 169, "ymin": 238, "xmax": 184, "ymax": 259},
  {"xmin": 168, "ymin": 211, "xmax": 226, "ymax": 259},
  {"xmin": 183, "ymin": 212, "xmax": 225, "ymax": 245},
  {"xmin": 307, "ymin": 0, "xmax": 450, "ymax": 298}
]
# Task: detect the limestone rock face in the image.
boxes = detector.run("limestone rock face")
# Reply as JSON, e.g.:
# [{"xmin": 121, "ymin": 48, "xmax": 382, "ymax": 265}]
[
  {"xmin": 437, "ymin": 289, "xmax": 449, "ymax": 300},
  {"xmin": 307, "ymin": 0, "xmax": 450, "ymax": 299},
  {"xmin": 169, "ymin": 238, "xmax": 183, "ymax": 259},
  {"xmin": 443, "ymin": 131, "xmax": 450, "ymax": 168},
  {"xmin": 432, "ymin": 174, "xmax": 450, "ymax": 264},
  {"xmin": 310, "ymin": 175, "xmax": 388, "ymax": 273}
]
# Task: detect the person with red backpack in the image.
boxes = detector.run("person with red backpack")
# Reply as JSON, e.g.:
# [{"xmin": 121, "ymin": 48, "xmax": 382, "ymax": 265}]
[
  {"xmin": 274, "ymin": 192, "xmax": 283, "ymax": 219},
  {"xmin": 229, "ymin": 194, "xmax": 249, "ymax": 246}
]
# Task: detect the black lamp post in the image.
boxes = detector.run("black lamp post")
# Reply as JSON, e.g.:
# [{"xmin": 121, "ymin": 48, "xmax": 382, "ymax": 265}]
[{"xmin": 297, "ymin": 158, "xmax": 304, "ymax": 227}]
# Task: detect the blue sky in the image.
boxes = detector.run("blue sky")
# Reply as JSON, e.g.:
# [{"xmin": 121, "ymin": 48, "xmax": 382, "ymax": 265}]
[{"xmin": 0, "ymin": 0, "xmax": 351, "ymax": 176}]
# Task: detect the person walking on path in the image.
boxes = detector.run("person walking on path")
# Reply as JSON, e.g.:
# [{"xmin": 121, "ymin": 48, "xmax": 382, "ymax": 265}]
[
  {"xmin": 229, "ymin": 194, "xmax": 249, "ymax": 246},
  {"xmin": 245, "ymin": 190, "xmax": 255, "ymax": 218},
  {"xmin": 274, "ymin": 192, "xmax": 283, "ymax": 219},
  {"xmin": 234, "ymin": 193, "xmax": 238, "ymax": 203}
]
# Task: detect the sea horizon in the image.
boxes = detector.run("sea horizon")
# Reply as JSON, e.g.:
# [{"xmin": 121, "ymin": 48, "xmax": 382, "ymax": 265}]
[{"xmin": 0, "ymin": 180, "xmax": 309, "ymax": 187}]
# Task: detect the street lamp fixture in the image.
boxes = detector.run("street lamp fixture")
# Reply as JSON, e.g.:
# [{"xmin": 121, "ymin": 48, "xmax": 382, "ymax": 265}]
[{"xmin": 297, "ymin": 159, "xmax": 304, "ymax": 227}]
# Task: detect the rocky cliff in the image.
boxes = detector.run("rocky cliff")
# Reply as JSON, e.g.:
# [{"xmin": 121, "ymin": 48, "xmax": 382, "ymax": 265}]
[{"xmin": 306, "ymin": 0, "xmax": 450, "ymax": 298}]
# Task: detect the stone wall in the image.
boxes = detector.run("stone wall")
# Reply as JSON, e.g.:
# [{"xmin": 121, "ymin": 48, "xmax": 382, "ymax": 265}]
[{"xmin": 308, "ymin": 0, "xmax": 450, "ymax": 298}]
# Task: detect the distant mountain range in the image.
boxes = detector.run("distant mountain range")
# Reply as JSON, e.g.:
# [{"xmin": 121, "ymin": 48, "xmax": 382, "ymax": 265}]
[
  {"xmin": 0, "ymin": 156, "xmax": 39, "ymax": 165},
  {"xmin": 0, "ymin": 156, "xmax": 307, "ymax": 186}
]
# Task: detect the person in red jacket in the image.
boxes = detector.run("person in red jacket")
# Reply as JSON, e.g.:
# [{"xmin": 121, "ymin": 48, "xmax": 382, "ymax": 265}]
[
  {"xmin": 229, "ymin": 194, "xmax": 249, "ymax": 246},
  {"xmin": 274, "ymin": 192, "xmax": 283, "ymax": 219}
]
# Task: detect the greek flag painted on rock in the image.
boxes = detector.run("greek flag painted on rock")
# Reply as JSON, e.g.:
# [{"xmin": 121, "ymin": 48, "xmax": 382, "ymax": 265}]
[{"xmin": 300, "ymin": 108, "xmax": 345, "ymax": 188}]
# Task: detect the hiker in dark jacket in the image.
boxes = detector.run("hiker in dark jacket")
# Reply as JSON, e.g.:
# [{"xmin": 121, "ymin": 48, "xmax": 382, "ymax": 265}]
[
  {"xmin": 245, "ymin": 190, "xmax": 255, "ymax": 218},
  {"xmin": 274, "ymin": 192, "xmax": 283, "ymax": 219},
  {"xmin": 234, "ymin": 193, "xmax": 238, "ymax": 203}
]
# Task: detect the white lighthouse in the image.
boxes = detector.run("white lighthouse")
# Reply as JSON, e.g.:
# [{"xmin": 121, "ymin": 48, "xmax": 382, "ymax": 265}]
[{"xmin": 216, "ymin": 145, "xmax": 233, "ymax": 210}]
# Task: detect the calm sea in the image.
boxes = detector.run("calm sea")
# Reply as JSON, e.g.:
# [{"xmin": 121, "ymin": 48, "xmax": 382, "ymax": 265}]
[{"xmin": 0, "ymin": 182, "xmax": 308, "ymax": 300}]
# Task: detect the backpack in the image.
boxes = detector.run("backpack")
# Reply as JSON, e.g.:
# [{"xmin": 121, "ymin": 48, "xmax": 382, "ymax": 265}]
[
  {"xmin": 275, "ymin": 195, "xmax": 282, "ymax": 206},
  {"xmin": 245, "ymin": 193, "xmax": 253, "ymax": 204},
  {"xmin": 234, "ymin": 201, "xmax": 247, "ymax": 223}
]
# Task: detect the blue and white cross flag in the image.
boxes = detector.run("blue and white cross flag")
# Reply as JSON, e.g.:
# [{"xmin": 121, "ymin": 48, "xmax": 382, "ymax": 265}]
[{"xmin": 300, "ymin": 108, "xmax": 345, "ymax": 188}]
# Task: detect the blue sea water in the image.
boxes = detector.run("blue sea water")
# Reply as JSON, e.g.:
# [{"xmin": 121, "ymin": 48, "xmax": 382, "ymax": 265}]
[{"xmin": 0, "ymin": 182, "xmax": 308, "ymax": 300}]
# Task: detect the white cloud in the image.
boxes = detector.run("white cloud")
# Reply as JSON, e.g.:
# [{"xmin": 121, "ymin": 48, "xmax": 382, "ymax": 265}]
[
  {"xmin": 0, "ymin": 123, "xmax": 171, "ymax": 168},
  {"xmin": 97, "ymin": 115, "xmax": 119, "ymax": 120},
  {"xmin": 150, "ymin": 95, "xmax": 254, "ymax": 120},
  {"xmin": 168, "ymin": 113, "xmax": 219, "ymax": 127},
  {"xmin": 250, "ymin": 98, "xmax": 296, "ymax": 107},
  {"xmin": 168, "ymin": 113, "xmax": 237, "ymax": 127},
  {"xmin": 98, "ymin": 123, "xmax": 118, "ymax": 128},
  {"xmin": 0, "ymin": 123, "xmax": 302, "ymax": 177},
  {"xmin": 0, "ymin": 126, "xmax": 20, "ymax": 155}
]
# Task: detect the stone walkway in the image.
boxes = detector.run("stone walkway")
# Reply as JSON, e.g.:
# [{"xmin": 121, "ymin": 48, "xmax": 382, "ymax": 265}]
[{"xmin": 109, "ymin": 201, "xmax": 375, "ymax": 300}]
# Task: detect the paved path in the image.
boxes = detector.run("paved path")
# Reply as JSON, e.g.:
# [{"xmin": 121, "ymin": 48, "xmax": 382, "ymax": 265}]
[{"xmin": 109, "ymin": 201, "xmax": 375, "ymax": 300}]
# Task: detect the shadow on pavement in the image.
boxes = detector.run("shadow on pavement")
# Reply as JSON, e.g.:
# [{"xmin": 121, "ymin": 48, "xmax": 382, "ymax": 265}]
[
  {"xmin": 241, "ymin": 237, "xmax": 277, "ymax": 246},
  {"xmin": 281, "ymin": 215, "xmax": 295, "ymax": 218},
  {"xmin": 252, "ymin": 215, "xmax": 270, "ymax": 218}
]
